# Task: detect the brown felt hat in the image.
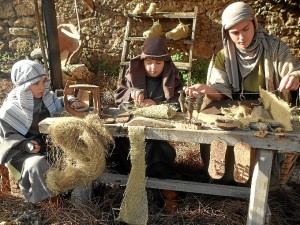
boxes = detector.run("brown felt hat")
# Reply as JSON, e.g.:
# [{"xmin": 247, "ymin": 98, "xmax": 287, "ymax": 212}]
[{"xmin": 141, "ymin": 37, "xmax": 171, "ymax": 61}]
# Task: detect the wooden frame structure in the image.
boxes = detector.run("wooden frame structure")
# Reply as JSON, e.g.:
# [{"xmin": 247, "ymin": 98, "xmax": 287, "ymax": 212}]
[
  {"xmin": 39, "ymin": 117, "xmax": 300, "ymax": 224},
  {"xmin": 119, "ymin": 7, "xmax": 198, "ymax": 86}
]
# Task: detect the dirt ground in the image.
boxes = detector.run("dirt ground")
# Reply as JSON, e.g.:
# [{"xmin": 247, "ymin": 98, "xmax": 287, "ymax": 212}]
[{"xmin": 0, "ymin": 77, "xmax": 300, "ymax": 224}]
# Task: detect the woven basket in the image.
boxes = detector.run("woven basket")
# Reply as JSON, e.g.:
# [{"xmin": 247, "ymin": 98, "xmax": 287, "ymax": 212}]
[{"xmin": 279, "ymin": 153, "xmax": 299, "ymax": 185}]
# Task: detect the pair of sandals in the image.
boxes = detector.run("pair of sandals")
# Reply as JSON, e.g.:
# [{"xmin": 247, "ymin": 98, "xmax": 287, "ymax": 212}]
[{"xmin": 208, "ymin": 139, "xmax": 252, "ymax": 184}]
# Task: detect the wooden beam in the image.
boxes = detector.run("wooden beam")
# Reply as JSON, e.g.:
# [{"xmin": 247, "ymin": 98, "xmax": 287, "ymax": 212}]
[
  {"xmin": 42, "ymin": 0, "xmax": 63, "ymax": 90},
  {"xmin": 98, "ymin": 172, "xmax": 250, "ymax": 198},
  {"xmin": 39, "ymin": 117, "xmax": 300, "ymax": 153},
  {"xmin": 247, "ymin": 149, "xmax": 273, "ymax": 225}
]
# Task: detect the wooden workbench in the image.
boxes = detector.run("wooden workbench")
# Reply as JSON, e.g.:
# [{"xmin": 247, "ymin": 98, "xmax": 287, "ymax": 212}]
[{"xmin": 39, "ymin": 116, "xmax": 300, "ymax": 225}]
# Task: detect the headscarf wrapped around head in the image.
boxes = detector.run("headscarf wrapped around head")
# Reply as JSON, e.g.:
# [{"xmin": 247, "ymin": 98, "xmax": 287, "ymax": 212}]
[
  {"xmin": 0, "ymin": 60, "xmax": 63, "ymax": 135},
  {"xmin": 221, "ymin": 2, "xmax": 258, "ymax": 31},
  {"xmin": 221, "ymin": 1, "xmax": 268, "ymax": 92}
]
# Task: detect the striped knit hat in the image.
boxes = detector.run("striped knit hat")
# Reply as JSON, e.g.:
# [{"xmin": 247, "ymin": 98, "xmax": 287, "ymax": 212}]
[{"xmin": 0, "ymin": 60, "xmax": 63, "ymax": 135}]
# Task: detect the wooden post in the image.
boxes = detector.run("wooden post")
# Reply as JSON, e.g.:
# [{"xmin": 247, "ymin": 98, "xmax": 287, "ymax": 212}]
[
  {"xmin": 247, "ymin": 149, "xmax": 273, "ymax": 225},
  {"xmin": 34, "ymin": 0, "xmax": 49, "ymax": 77},
  {"xmin": 42, "ymin": 0, "xmax": 63, "ymax": 90}
]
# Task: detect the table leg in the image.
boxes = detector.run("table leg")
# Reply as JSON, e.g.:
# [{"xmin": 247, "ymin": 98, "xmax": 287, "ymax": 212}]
[{"xmin": 247, "ymin": 149, "xmax": 273, "ymax": 225}]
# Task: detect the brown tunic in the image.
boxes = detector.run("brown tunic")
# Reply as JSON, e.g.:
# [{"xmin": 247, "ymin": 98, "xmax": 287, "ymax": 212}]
[{"xmin": 115, "ymin": 55, "xmax": 183, "ymax": 105}]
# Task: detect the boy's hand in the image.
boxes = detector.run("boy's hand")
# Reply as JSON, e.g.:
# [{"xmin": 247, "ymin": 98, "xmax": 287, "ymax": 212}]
[
  {"xmin": 183, "ymin": 84, "xmax": 204, "ymax": 98},
  {"xmin": 28, "ymin": 140, "xmax": 41, "ymax": 154},
  {"xmin": 131, "ymin": 89, "xmax": 145, "ymax": 104},
  {"xmin": 278, "ymin": 75, "xmax": 300, "ymax": 92},
  {"xmin": 140, "ymin": 99, "xmax": 156, "ymax": 107}
]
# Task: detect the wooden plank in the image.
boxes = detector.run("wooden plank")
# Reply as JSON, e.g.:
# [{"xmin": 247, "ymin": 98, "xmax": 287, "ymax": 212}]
[
  {"xmin": 247, "ymin": 149, "xmax": 273, "ymax": 225},
  {"xmin": 125, "ymin": 37, "xmax": 194, "ymax": 45},
  {"xmin": 127, "ymin": 12, "xmax": 196, "ymax": 19},
  {"xmin": 119, "ymin": 17, "xmax": 132, "ymax": 81},
  {"xmin": 39, "ymin": 117, "xmax": 300, "ymax": 152},
  {"xmin": 98, "ymin": 172, "xmax": 250, "ymax": 198},
  {"xmin": 120, "ymin": 61, "xmax": 191, "ymax": 70}
]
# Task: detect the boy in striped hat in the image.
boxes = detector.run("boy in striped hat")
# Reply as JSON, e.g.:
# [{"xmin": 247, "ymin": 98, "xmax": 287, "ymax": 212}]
[{"xmin": 0, "ymin": 60, "xmax": 83, "ymax": 204}]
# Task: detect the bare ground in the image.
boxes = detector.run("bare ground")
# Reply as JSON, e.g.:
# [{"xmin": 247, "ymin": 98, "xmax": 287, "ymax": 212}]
[{"xmin": 1, "ymin": 164, "xmax": 300, "ymax": 225}]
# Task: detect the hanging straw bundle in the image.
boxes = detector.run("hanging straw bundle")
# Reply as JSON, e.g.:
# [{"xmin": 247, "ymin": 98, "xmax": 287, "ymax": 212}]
[
  {"xmin": 143, "ymin": 20, "xmax": 162, "ymax": 38},
  {"xmin": 132, "ymin": 3, "xmax": 145, "ymax": 15},
  {"xmin": 145, "ymin": 3, "xmax": 157, "ymax": 16},
  {"xmin": 166, "ymin": 22, "xmax": 189, "ymax": 41},
  {"xmin": 46, "ymin": 114, "xmax": 113, "ymax": 193}
]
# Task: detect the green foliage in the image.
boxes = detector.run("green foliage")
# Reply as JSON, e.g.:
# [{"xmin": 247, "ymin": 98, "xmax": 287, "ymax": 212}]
[
  {"xmin": 191, "ymin": 59, "xmax": 210, "ymax": 85},
  {"xmin": 87, "ymin": 55, "xmax": 119, "ymax": 78},
  {"xmin": 171, "ymin": 53, "xmax": 209, "ymax": 86},
  {"xmin": 0, "ymin": 52, "xmax": 10, "ymax": 62},
  {"xmin": 95, "ymin": 60, "xmax": 119, "ymax": 77},
  {"xmin": 171, "ymin": 53, "xmax": 184, "ymax": 62}
]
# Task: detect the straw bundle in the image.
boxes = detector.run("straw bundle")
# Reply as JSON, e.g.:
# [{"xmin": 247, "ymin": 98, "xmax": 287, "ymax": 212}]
[
  {"xmin": 132, "ymin": 3, "xmax": 145, "ymax": 15},
  {"xmin": 145, "ymin": 3, "xmax": 157, "ymax": 16},
  {"xmin": 46, "ymin": 114, "xmax": 113, "ymax": 193},
  {"xmin": 143, "ymin": 20, "xmax": 162, "ymax": 38},
  {"xmin": 117, "ymin": 126, "xmax": 148, "ymax": 225},
  {"xmin": 132, "ymin": 104, "xmax": 177, "ymax": 119},
  {"xmin": 165, "ymin": 22, "xmax": 189, "ymax": 41},
  {"xmin": 259, "ymin": 87, "xmax": 293, "ymax": 131}
]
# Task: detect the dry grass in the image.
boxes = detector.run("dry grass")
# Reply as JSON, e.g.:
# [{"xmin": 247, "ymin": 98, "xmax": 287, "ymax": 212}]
[
  {"xmin": 0, "ymin": 140, "xmax": 300, "ymax": 224},
  {"xmin": 1, "ymin": 161, "xmax": 300, "ymax": 225}
]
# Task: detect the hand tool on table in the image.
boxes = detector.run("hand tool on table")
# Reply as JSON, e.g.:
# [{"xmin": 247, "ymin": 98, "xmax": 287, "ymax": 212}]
[
  {"xmin": 178, "ymin": 90, "xmax": 187, "ymax": 113},
  {"xmin": 101, "ymin": 102, "xmax": 134, "ymax": 123}
]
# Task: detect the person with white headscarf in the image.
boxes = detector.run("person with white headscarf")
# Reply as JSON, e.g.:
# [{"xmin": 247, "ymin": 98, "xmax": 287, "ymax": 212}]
[
  {"xmin": 183, "ymin": 2, "xmax": 300, "ymax": 185},
  {"xmin": 184, "ymin": 1, "xmax": 300, "ymax": 101},
  {"xmin": 0, "ymin": 60, "xmax": 83, "ymax": 204}
]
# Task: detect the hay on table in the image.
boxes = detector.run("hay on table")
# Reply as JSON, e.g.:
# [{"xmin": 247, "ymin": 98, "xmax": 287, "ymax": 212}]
[
  {"xmin": 132, "ymin": 104, "xmax": 177, "ymax": 119},
  {"xmin": 46, "ymin": 114, "xmax": 113, "ymax": 194},
  {"xmin": 259, "ymin": 87, "xmax": 293, "ymax": 131}
]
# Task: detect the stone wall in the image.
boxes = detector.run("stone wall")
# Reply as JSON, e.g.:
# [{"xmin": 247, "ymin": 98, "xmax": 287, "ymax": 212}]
[{"xmin": 0, "ymin": 0, "xmax": 299, "ymax": 75}]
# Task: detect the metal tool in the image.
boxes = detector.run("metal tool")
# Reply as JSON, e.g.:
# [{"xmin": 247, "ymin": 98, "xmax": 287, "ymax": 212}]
[
  {"xmin": 186, "ymin": 96, "xmax": 194, "ymax": 121},
  {"xmin": 178, "ymin": 90, "xmax": 187, "ymax": 113},
  {"xmin": 102, "ymin": 102, "xmax": 134, "ymax": 119},
  {"xmin": 196, "ymin": 95, "xmax": 204, "ymax": 113}
]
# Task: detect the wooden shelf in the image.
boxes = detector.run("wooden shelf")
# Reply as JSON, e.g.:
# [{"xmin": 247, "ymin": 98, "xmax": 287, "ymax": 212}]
[
  {"xmin": 127, "ymin": 11, "xmax": 196, "ymax": 19},
  {"xmin": 120, "ymin": 61, "xmax": 191, "ymax": 70},
  {"xmin": 125, "ymin": 36, "xmax": 194, "ymax": 44},
  {"xmin": 119, "ymin": 7, "xmax": 198, "ymax": 86}
]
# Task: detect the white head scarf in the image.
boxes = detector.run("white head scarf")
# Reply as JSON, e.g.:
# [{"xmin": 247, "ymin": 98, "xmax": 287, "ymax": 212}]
[
  {"xmin": 0, "ymin": 60, "xmax": 63, "ymax": 135},
  {"xmin": 221, "ymin": 1, "xmax": 269, "ymax": 92}
]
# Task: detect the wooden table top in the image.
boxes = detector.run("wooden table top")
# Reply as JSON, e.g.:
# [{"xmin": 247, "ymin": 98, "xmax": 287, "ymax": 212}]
[{"xmin": 39, "ymin": 115, "xmax": 300, "ymax": 153}]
